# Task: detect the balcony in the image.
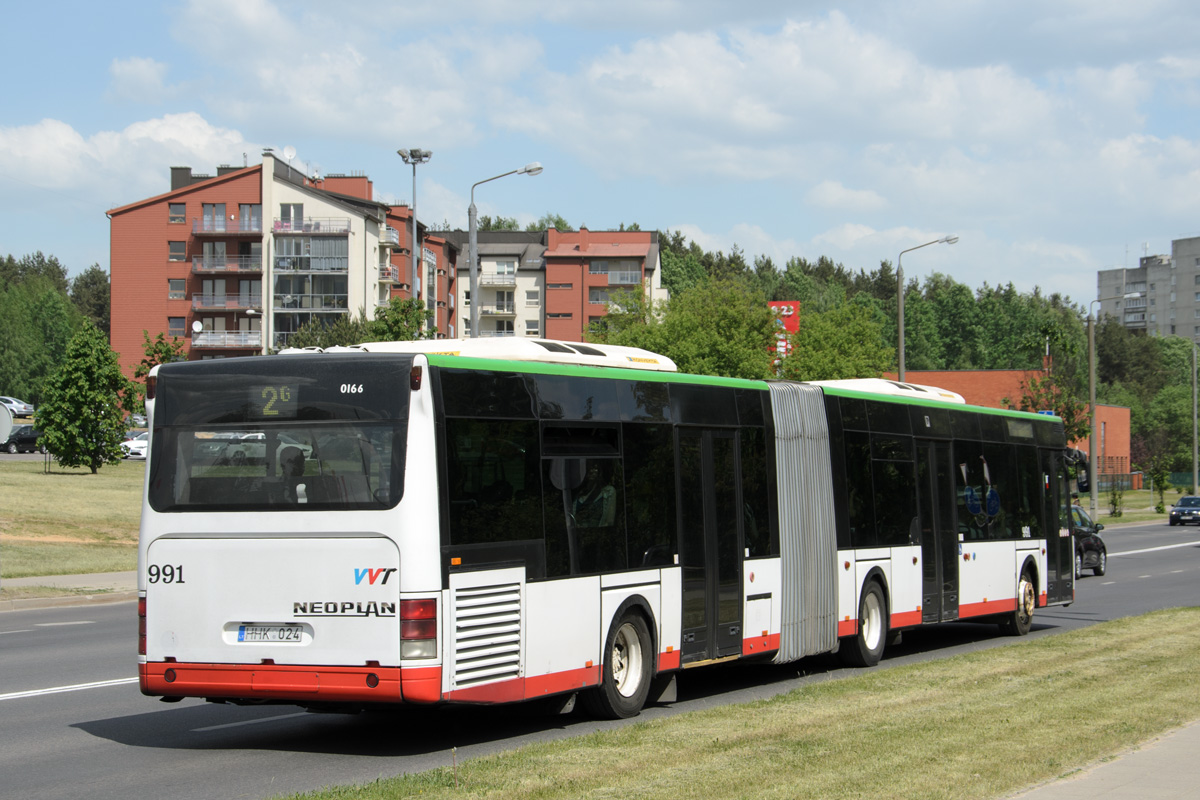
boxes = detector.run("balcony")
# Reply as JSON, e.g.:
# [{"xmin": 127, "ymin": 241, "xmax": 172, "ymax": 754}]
[
  {"xmin": 192, "ymin": 255, "xmax": 262, "ymax": 274},
  {"xmin": 273, "ymin": 256, "xmax": 348, "ymax": 272},
  {"xmin": 609, "ymin": 270, "xmax": 642, "ymax": 285},
  {"xmin": 274, "ymin": 293, "xmax": 349, "ymax": 310},
  {"xmin": 480, "ymin": 273, "xmax": 517, "ymax": 287},
  {"xmin": 478, "ymin": 330, "xmax": 516, "ymax": 338},
  {"xmin": 192, "ymin": 219, "xmax": 263, "ymax": 236},
  {"xmin": 381, "ymin": 226, "xmax": 401, "ymax": 248},
  {"xmin": 192, "ymin": 294, "xmax": 263, "ymax": 311},
  {"xmin": 272, "ymin": 217, "xmax": 351, "ymax": 235},
  {"xmin": 191, "ymin": 331, "xmax": 262, "ymax": 349},
  {"xmin": 479, "ymin": 302, "xmax": 516, "ymax": 316},
  {"xmin": 379, "ymin": 264, "xmax": 400, "ymax": 283}
]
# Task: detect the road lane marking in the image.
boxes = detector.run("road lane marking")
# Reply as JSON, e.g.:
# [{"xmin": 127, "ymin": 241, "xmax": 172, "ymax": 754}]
[
  {"xmin": 34, "ymin": 621, "xmax": 95, "ymax": 627},
  {"xmin": 192, "ymin": 711, "xmax": 309, "ymax": 732},
  {"xmin": 1110, "ymin": 541, "xmax": 1200, "ymax": 557},
  {"xmin": 0, "ymin": 630, "xmax": 33, "ymax": 635},
  {"xmin": 0, "ymin": 677, "xmax": 138, "ymax": 702}
]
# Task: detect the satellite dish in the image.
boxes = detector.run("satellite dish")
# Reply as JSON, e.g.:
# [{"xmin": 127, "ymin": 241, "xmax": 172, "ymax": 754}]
[
  {"xmin": 192, "ymin": 321, "xmax": 204, "ymax": 333},
  {"xmin": 282, "ymin": 145, "xmax": 296, "ymax": 162}
]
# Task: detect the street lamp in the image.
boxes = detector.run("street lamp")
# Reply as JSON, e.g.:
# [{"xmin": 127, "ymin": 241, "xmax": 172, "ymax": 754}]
[
  {"xmin": 897, "ymin": 235, "xmax": 958, "ymax": 381},
  {"xmin": 468, "ymin": 162, "xmax": 543, "ymax": 338},
  {"xmin": 398, "ymin": 148, "xmax": 432, "ymax": 321},
  {"xmin": 1087, "ymin": 292, "xmax": 1138, "ymax": 519}
]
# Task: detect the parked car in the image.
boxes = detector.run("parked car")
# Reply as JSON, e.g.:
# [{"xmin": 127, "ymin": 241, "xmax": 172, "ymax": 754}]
[
  {"xmin": 1168, "ymin": 495, "xmax": 1200, "ymax": 526},
  {"xmin": 121, "ymin": 431, "xmax": 149, "ymax": 460},
  {"xmin": 4, "ymin": 424, "xmax": 46, "ymax": 454},
  {"xmin": 0, "ymin": 396, "xmax": 35, "ymax": 417},
  {"xmin": 125, "ymin": 413, "xmax": 148, "ymax": 428},
  {"xmin": 1071, "ymin": 505, "xmax": 1107, "ymax": 578}
]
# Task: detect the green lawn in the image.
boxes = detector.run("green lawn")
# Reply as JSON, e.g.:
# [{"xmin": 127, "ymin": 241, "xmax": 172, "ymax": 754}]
[{"xmin": 276, "ymin": 608, "xmax": 1200, "ymax": 800}]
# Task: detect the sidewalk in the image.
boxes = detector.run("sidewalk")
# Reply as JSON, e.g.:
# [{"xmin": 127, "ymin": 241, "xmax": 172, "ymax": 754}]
[{"xmin": 0, "ymin": 570, "xmax": 137, "ymax": 612}]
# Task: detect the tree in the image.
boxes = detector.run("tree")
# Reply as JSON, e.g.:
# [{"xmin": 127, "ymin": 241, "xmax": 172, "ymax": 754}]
[
  {"xmin": 368, "ymin": 297, "xmax": 436, "ymax": 341},
  {"xmin": 0, "ymin": 251, "xmax": 69, "ymax": 293},
  {"xmin": 284, "ymin": 314, "xmax": 370, "ymax": 350},
  {"xmin": 479, "ymin": 215, "xmax": 521, "ymax": 231},
  {"xmin": 131, "ymin": 331, "xmax": 187, "ymax": 413},
  {"xmin": 70, "ymin": 264, "xmax": 111, "ymax": 338},
  {"xmin": 781, "ymin": 302, "xmax": 894, "ymax": 381},
  {"xmin": 37, "ymin": 322, "xmax": 132, "ymax": 473},
  {"xmin": 1007, "ymin": 371, "xmax": 1090, "ymax": 445},
  {"xmin": 0, "ymin": 276, "xmax": 82, "ymax": 404},
  {"xmin": 526, "ymin": 213, "xmax": 572, "ymax": 232}
]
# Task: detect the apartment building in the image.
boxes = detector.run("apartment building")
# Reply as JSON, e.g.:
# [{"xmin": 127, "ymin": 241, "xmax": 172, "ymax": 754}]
[
  {"xmin": 108, "ymin": 153, "xmax": 456, "ymax": 376},
  {"xmin": 109, "ymin": 156, "xmax": 668, "ymax": 373},
  {"xmin": 1096, "ymin": 237, "xmax": 1200, "ymax": 340}
]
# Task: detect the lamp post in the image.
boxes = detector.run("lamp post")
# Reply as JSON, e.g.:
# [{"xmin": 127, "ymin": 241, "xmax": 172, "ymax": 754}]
[
  {"xmin": 468, "ymin": 162, "xmax": 543, "ymax": 338},
  {"xmin": 1087, "ymin": 292, "xmax": 1138, "ymax": 519},
  {"xmin": 398, "ymin": 148, "xmax": 432, "ymax": 319},
  {"xmin": 897, "ymin": 235, "xmax": 958, "ymax": 381}
]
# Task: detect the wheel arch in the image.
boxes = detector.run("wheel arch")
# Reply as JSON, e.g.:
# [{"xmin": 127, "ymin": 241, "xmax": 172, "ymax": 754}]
[
  {"xmin": 859, "ymin": 565, "xmax": 891, "ymax": 628},
  {"xmin": 605, "ymin": 594, "xmax": 659, "ymax": 671}
]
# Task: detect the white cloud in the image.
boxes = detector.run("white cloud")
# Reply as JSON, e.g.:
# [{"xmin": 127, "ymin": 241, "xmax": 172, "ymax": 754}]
[
  {"xmin": 806, "ymin": 180, "xmax": 887, "ymax": 211},
  {"xmin": 106, "ymin": 57, "xmax": 174, "ymax": 104}
]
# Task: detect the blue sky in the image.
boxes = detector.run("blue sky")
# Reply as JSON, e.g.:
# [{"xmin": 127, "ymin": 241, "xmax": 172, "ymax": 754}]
[{"xmin": 5, "ymin": 0, "xmax": 1200, "ymax": 305}]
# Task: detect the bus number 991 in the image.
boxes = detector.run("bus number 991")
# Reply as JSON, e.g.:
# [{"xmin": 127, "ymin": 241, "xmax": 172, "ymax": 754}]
[{"xmin": 148, "ymin": 564, "xmax": 185, "ymax": 584}]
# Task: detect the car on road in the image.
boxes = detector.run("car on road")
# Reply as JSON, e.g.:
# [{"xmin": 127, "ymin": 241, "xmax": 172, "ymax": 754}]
[
  {"xmin": 1168, "ymin": 495, "xmax": 1200, "ymax": 526},
  {"xmin": 1071, "ymin": 505, "xmax": 1107, "ymax": 578},
  {"xmin": 0, "ymin": 396, "xmax": 35, "ymax": 417},
  {"xmin": 121, "ymin": 431, "xmax": 149, "ymax": 459},
  {"xmin": 4, "ymin": 424, "xmax": 46, "ymax": 454}
]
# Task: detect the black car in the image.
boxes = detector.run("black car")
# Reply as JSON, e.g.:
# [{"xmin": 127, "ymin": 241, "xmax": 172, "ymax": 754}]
[
  {"xmin": 1168, "ymin": 495, "xmax": 1200, "ymax": 526},
  {"xmin": 1071, "ymin": 505, "xmax": 1107, "ymax": 578},
  {"xmin": 4, "ymin": 424, "xmax": 46, "ymax": 454}
]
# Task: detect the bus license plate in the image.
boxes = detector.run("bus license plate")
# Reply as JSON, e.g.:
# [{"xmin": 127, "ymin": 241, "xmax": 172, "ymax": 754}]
[{"xmin": 238, "ymin": 624, "xmax": 303, "ymax": 643}]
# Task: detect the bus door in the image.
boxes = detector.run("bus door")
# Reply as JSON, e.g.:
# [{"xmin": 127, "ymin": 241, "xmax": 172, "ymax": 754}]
[
  {"xmin": 1041, "ymin": 449, "xmax": 1074, "ymax": 604},
  {"xmin": 918, "ymin": 440, "xmax": 959, "ymax": 623},
  {"xmin": 677, "ymin": 428, "xmax": 743, "ymax": 664}
]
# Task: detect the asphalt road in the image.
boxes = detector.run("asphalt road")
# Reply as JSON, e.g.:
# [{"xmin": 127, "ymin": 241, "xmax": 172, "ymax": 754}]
[{"xmin": 2, "ymin": 521, "xmax": 1199, "ymax": 800}]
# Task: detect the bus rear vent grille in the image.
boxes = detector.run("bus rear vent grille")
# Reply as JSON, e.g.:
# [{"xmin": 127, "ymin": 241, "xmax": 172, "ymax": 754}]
[{"xmin": 452, "ymin": 581, "xmax": 522, "ymax": 687}]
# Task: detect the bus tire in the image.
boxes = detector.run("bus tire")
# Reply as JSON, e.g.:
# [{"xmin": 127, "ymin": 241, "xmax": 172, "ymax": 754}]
[
  {"xmin": 839, "ymin": 581, "xmax": 887, "ymax": 668},
  {"xmin": 583, "ymin": 611, "xmax": 653, "ymax": 719},
  {"xmin": 1000, "ymin": 568, "xmax": 1035, "ymax": 636}
]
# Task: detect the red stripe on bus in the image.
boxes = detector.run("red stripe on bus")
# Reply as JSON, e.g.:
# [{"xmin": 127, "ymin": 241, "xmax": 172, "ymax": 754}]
[
  {"xmin": 659, "ymin": 650, "xmax": 681, "ymax": 671},
  {"xmin": 838, "ymin": 619, "xmax": 858, "ymax": 637},
  {"xmin": 890, "ymin": 610, "xmax": 921, "ymax": 628},
  {"xmin": 140, "ymin": 661, "xmax": 402, "ymax": 702},
  {"xmin": 958, "ymin": 598, "xmax": 1018, "ymax": 618},
  {"xmin": 445, "ymin": 665, "xmax": 600, "ymax": 704},
  {"xmin": 741, "ymin": 633, "xmax": 780, "ymax": 655}
]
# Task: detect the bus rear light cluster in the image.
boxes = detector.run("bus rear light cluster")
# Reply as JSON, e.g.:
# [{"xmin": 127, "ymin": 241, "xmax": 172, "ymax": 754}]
[
  {"xmin": 400, "ymin": 598, "xmax": 436, "ymax": 659},
  {"xmin": 138, "ymin": 597, "xmax": 147, "ymax": 656}
]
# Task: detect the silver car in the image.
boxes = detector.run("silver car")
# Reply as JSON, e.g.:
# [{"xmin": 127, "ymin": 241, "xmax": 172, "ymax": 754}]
[{"xmin": 0, "ymin": 396, "xmax": 35, "ymax": 417}]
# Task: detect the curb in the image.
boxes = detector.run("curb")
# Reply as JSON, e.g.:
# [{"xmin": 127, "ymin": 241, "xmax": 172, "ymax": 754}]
[{"xmin": 0, "ymin": 590, "xmax": 138, "ymax": 613}]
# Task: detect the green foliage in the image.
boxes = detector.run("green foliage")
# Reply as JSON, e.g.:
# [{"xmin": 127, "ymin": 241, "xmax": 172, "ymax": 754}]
[
  {"xmin": 284, "ymin": 314, "xmax": 370, "ymax": 350},
  {"xmin": 526, "ymin": 213, "xmax": 572, "ymax": 232},
  {"xmin": 1108, "ymin": 484, "xmax": 1124, "ymax": 517},
  {"xmin": 478, "ymin": 215, "xmax": 521, "ymax": 232},
  {"xmin": 69, "ymin": 264, "xmax": 111, "ymax": 338},
  {"xmin": 0, "ymin": 251, "xmax": 69, "ymax": 294},
  {"xmin": 0, "ymin": 275, "xmax": 83, "ymax": 404},
  {"xmin": 131, "ymin": 331, "xmax": 187, "ymax": 413},
  {"xmin": 781, "ymin": 302, "xmax": 894, "ymax": 381},
  {"xmin": 590, "ymin": 280, "xmax": 776, "ymax": 379},
  {"xmin": 1009, "ymin": 371, "xmax": 1090, "ymax": 444},
  {"xmin": 367, "ymin": 297, "xmax": 436, "ymax": 341},
  {"xmin": 37, "ymin": 322, "xmax": 132, "ymax": 474}
]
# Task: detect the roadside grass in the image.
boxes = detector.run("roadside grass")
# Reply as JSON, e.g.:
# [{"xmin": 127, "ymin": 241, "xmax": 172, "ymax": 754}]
[
  {"xmin": 0, "ymin": 460, "xmax": 142, "ymax": 579},
  {"xmin": 277, "ymin": 608, "xmax": 1200, "ymax": 800},
  {"xmin": 0, "ymin": 584, "xmax": 116, "ymax": 601}
]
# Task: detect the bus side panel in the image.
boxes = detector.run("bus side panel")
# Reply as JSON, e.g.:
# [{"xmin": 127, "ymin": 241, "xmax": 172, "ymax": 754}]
[
  {"xmin": 1018, "ymin": 542, "xmax": 1048, "ymax": 607},
  {"xmin": 743, "ymin": 557, "xmax": 781, "ymax": 656},
  {"xmin": 836, "ymin": 549, "xmax": 858, "ymax": 637},
  {"xmin": 659, "ymin": 567, "xmax": 683, "ymax": 670},
  {"xmin": 957, "ymin": 540, "xmax": 1019, "ymax": 617},
  {"xmin": 888, "ymin": 544, "xmax": 923, "ymax": 628},
  {"xmin": 852, "ymin": 552, "xmax": 891, "ymax": 635},
  {"xmin": 523, "ymin": 577, "xmax": 601, "ymax": 699},
  {"xmin": 600, "ymin": 571, "xmax": 662, "ymax": 675}
]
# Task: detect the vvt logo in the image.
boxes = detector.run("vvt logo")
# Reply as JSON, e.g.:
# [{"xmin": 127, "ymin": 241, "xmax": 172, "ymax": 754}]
[{"xmin": 354, "ymin": 567, "xmax": 397, "ymax": 585}]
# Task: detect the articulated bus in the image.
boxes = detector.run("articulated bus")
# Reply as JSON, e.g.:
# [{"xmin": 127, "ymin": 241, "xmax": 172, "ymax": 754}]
[{"xmin": 138, "ymin": 339, "xmax": 1077, "ymax": 718}]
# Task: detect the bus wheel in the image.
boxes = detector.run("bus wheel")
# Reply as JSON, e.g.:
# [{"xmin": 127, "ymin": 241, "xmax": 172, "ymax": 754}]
[
  {"xmin": 1000, "ymin": 569, "xmax": 1035, "ymax": 636},
  {"xmin": 839, "ymin": 581, "xmax": 886, "ymax": 668},
  {"xmin": 583, "ymin": 612, "xmax": 653, "ymax": 719}
]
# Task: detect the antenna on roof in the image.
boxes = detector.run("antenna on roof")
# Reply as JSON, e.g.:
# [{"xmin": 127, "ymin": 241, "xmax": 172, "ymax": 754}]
[{"xmin": 283, "ymin": 145, "xmax": 296, "ymax": 178}]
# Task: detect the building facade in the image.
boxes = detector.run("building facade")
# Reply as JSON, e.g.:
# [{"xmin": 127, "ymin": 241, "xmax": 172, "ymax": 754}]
[
  {"xmin": 1096, "ymin": 237, "xmax": 1200, "ymax": 340},
  {"xmin": 108, "ymin": 154, "xmax": 457, "ymax": 377}
]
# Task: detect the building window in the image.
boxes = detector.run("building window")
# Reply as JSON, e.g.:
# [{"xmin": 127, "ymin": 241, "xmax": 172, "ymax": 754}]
[
  {"xmin": 548, "ymin": 283, "xmax": 573, "ymax": 290},
  {"xmin": 168, "ymin": 279, "xmax": 186, "ymax": 299},
  {"xmin": 525, "ymin": 320, "xmax": 539, "ymax": 336},
  {"xmin": 547, "ymin": 312, "xmax": 572, "ymax": 319},
  {"xmin": 449, "ymin": 323, "xmax": 455, "ymax": 338},
  {"xmin": 168, "ymin": 317, "xmax": 186, "ymax": 338},
  {"xmin": 496, "ymin": 260, "xmax": 516, "ymax": 275},
  {"xmin": 168, "ymin": 203, "xmax": 186, "ymax": 223},
  {"xmin": 589, "ymin": 261, "xmax": 608, "ymax": 275},
  {"xmin": 526, "ymin": 290, "xmax": 540, "ymax": 306},
  {"xmin": 168, "ymin": 241, "xmax": 186, "ymax": 261},
  {"xmin": 589, "ymin": 288, "xmax": 609, "ymax": 305},
  {"xmin": 280, "ymin": 204, "xmax": 303, "ymax": 230},
  {"xmin": 1150, "ymin": 283, "xmax": 1156, "ymax": 290},
  {"xmin": 463, "ymin": 290, "xmax": 470, "ymax": 307}
]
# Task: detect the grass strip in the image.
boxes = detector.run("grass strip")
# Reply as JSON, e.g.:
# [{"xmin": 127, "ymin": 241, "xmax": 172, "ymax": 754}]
[{"xmin": 277, "ymin": 608, "xmax": 1200, "ymax": 800}]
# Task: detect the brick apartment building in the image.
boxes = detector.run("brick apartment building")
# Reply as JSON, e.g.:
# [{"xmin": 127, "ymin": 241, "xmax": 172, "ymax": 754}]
[{"xmin": 108, "ymin": 155, "xmax": 667, "ymax": 375}]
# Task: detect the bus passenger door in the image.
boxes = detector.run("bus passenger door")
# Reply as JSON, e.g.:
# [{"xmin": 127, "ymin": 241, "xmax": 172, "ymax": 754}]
[
  {"xmin": 1042, "ymin": 450, "xmax": 1074, "ymax": 604},
  {"xmin": 918, "ymin": 440, "xmax": 959, "ymax": 623},
  {"xmin": 678, "ymin": 428, "xmax": 743, "ymax": 665}
]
